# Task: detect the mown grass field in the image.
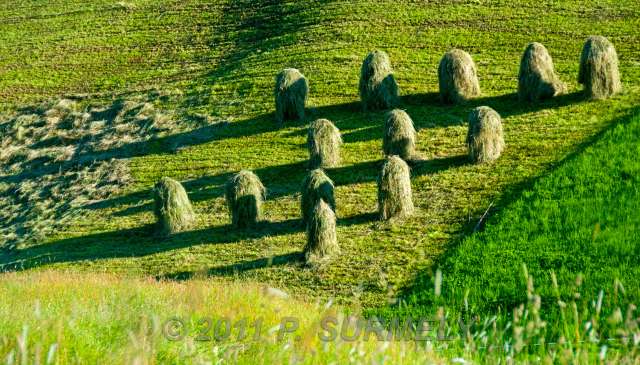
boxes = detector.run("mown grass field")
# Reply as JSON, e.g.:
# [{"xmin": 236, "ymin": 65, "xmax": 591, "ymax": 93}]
[{"xmin": 1, "ymin": 0, "xmax": 639, "ymax": 348}]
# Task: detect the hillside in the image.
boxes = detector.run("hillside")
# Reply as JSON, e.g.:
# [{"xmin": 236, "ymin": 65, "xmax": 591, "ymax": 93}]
[
  {"xmin": 389, "ymin": 108, "xmax": 640, "ymax": 319},
  {"xmin": 1, "ymin": 0, "xmax": 640, "ymax": 311}
]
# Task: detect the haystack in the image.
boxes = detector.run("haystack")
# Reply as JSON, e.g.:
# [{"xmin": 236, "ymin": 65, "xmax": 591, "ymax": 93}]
[
  {"xmin": 304, "ymin": 200, "xmax": 338, "ymax": 264},
  {"xmin": 301, "ymin": 169, "xmax": 335, "ymax": 225},
  {"xmin": 383, "ymin": 109, "xmax": 416, "ymax": 161},
  {"xmin": 438, "ymin": 49, "xmax": 480, "ymax": 103},
  {"xmin": 466, "ymin": 106, "xmax": 504, "ymax": 164},
  {"xmin": 153, "ymin": 177, "xmax": 195, "ymax": 236},
  {"xmin": 225, "ymin": 170, "xmax": 266, "ymax": 228},
  {"xmin": 359, "ymin": 50, "xmax": 400, "ymax": 110},
  {"xmin": 378, "ymin": 155, "xmax": 413, "ymax": 220},
  {"xmin": 308, "ymin": 118, "xmax": 342, "ymax": 169},
  {"xmin": 578, "ymin": 36, "xmax": 621, "ymax": 99},
  {"xmin": 518, "ymin": 42, "xmax": 566, "ymax": 101},
  {"xmin": 275, "ymin": 68, "xmax": 308, "ymax": 123}
]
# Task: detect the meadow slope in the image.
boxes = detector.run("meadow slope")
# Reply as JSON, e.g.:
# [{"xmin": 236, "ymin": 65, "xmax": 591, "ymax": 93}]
[
  {"xmin": 387, "ymin": 109, "xmax": 640, "ymax": 320},
  {"xmin": 1, "ymin": 0, "xmax": 639, "ymax": 309}
]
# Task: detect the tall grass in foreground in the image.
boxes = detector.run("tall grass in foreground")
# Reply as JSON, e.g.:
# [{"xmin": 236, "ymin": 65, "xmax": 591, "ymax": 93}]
[{"xmin": 1, "ymin": 270, "xmax": 639, "ymax": 364}]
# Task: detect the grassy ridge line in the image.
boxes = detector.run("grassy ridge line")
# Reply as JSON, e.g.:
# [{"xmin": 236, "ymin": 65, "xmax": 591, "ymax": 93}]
[{"xmin": 396, "ymin": 109, "xmax": 640, "ymax": 317}]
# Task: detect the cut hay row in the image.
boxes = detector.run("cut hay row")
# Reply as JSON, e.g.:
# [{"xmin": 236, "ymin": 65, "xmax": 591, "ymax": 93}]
[{"xmin": 0, "ymin": 95, "xmax": 180, "ymax": 250}]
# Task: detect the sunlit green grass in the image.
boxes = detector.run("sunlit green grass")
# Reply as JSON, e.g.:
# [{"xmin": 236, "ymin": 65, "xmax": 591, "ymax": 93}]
[{"xmin": 394, "ymin": 110, "xmax": 640, "ymax": 319}]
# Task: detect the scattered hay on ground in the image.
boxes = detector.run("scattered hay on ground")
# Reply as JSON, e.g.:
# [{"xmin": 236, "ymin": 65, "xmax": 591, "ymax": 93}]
[{"xmin": 0, "ymin": 93, "xmax": 184, "ymax": 250}]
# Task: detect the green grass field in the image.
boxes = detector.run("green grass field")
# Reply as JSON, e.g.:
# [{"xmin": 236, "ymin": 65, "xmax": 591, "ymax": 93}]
[
  {"xmin": 386, "ymin": 108, "xmax": 640, "ymax": 318},
  {"xmin": 1, "ymin": 0, "xmax": 639, "ymax": 362}
]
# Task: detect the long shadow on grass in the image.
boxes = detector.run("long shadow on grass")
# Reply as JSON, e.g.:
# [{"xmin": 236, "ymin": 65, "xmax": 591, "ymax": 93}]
[
  {"xmin": 1, "ymin": 87, "xmax": 584, "ymax": 188},
  {"xmin": 180, "ymin": 0, "xmax": 338, "ymax": 109},
  {"xmin": 382, "ymin": 106, "xmax": 640, "ymax": 317},
  {"xmin": 0, "ymin": 211, "xmax": 377, "ymax": 272},
  {"xmin": 0, "ymin": 218, "xmax": 299, "ymax": 272},
  {"xmin": 161, "ymin": 252, "xmax": 306, "ymax": 281},
  {"xmin": 158, "ymin": 212, "xmax": 378, "ymax": 280},
  {"xmin": 84, "ymin": 154, "xmax": 467, "ymax": 220},
  {"xmin": 77, "ymin": 90, "xmax": 583, "ymax": 217}
]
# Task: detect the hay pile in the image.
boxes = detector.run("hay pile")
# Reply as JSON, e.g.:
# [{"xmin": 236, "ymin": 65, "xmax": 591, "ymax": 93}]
[
  {"xmin": 383, "ymin": 109, "xmax": 416, "ymax": 161},
  {"xmin": 359, "ymin": 50, "xmax": 400, "ymax": 110},
  {"xmin": 378, "ymin": 155, "xmax": 413, "ymax": 220},
  {"xmin": 518, "ymin": 42, "xmax": 566, "ymax": 102},
  {"xmin": 438, "ymin": 49, "xmax": 481, "ymax": 104},
  {"xmin": 304, "ymin": 199, "xmax": 338, "ymax": 265},
  {"xmin": 466, "ymin": 106, "xmax": 505, "ymax": 164},
  {"xmin": 153, "ymin": 177, "xmax": 195, "ymax": 236},
  {"xmin": 275, "ymin": 68, "xmax": 309, "ymax": 123},
  {"xmin": 308, "ymin": 118, "xmax": 342, "ymax": 169},
  {"xmin": 225, "ymin": 170, "xmax": 266, "ymax": 228},
  {"xmin": 578, "ymin": 36, "xmax": 621, "ymax": 100},
  {"xmin": 301, "ymin": 169, "xmax": 336, "ymax": 225}
]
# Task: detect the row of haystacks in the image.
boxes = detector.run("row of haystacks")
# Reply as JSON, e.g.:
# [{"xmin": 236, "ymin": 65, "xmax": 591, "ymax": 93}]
[
  {"xmin": 274, "ymin": 36, "xmax": 620, "ymax": 124},
  {"xmin": 153, "ymin": 103, "xmax": 505, "ymax": 265},
  {"xmin": 304, "ymin": 104, "xmax": 502, "ymax": 170},
  {"xmin": 152, "ymin": 160, "xmax": 404, "ymax": 266},
  {"xmin": 151, "ymin": 35, "xmax": 618, "ymax": 266}
]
